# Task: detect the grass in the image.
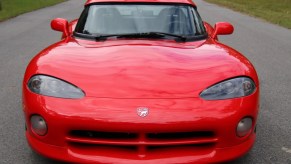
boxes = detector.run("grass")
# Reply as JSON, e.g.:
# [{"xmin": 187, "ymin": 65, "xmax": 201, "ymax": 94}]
[
  {"xmin": 0, "ymin": 0, "xmax": 67, "ymax": 21},
  {"xmin": 205, "ymin": 0, "xmax": 291, "ymax": 29}
]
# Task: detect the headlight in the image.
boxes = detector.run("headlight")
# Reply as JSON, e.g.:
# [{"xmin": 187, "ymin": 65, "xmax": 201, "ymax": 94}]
[
  {"xmin": 28, "ymin": 75, "xmax": 85, "ymax": 99},
  {"xmin": 200, "ymin": 77, "xmax": 256, "ymax": 100}
]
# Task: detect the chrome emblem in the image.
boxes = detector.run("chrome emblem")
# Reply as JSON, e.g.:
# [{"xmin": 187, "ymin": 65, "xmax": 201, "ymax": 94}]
[{"xmin": 137, "ymin": 107, "xmax": 149, "ymax": 117}]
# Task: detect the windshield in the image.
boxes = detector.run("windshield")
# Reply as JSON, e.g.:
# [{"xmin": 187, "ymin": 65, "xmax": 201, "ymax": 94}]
[{"xmin": 75, "ymin": 3, "xmax": 207, "ymax": 41}]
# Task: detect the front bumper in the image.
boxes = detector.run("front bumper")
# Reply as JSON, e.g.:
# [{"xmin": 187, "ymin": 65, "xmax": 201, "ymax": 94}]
[
  {"xmin": 23, "ymin": 90, "xmax": 259, "ymax": 163},
  {"xmin": 26, "ymin": 130, "xmax": 255, "ymax": 163}
]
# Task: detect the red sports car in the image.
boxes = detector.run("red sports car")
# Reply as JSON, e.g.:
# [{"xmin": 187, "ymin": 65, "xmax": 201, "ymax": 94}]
[{"xmin": 23, "ymin": 0, "xmax": 259, "ymax": 163}]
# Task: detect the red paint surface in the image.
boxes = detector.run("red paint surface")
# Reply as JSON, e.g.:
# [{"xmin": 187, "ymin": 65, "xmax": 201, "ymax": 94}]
[{"xmin": 23, "ymin": 4, "xmax": 259, "ymax": 163}]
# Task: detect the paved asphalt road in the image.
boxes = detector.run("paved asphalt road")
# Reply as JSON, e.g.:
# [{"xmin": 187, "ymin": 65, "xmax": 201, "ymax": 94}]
[{"xmin": 0, "ymin": 0, "xmax": 291, "ymax": 163}]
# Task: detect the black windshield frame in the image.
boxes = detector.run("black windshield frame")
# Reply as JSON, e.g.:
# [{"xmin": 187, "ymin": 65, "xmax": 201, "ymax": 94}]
[{"xmin": 74, "ymin": 2, "xmax": 207, "ymax": 42}]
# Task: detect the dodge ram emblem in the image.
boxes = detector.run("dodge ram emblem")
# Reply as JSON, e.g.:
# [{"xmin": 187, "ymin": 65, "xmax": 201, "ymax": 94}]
[{"xmin": 137, "ymin": 107, "xmax": 149, "ymax": 117}]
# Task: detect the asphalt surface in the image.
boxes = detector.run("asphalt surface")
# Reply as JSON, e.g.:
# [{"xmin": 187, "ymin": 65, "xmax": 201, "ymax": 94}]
[{"xmin": 0, "ymin": 0, "xmax": 291, "ymax": 163}]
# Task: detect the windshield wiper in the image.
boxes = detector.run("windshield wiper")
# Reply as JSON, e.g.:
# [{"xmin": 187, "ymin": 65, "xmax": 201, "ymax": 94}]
[
  {"xmin": 146, "ymin": 32, "xmax": 187, "ymax": 41},
  {"xmin": 93, "ymin": 32, "xmax": 188, "ymax": 42},
  {"xmin": 73, "ymin": 31, "xmax": 204, "ymax": 42}
]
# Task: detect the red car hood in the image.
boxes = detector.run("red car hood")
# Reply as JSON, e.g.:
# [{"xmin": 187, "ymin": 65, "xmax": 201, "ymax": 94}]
[{"xmin": 27, "ymin": 38, "xmax": 256, "ymax": 98}]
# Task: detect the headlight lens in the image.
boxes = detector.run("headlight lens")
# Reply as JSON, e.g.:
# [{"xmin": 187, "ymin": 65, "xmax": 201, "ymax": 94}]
[
  {"xmin": 200, "ymin": 77, "xmax": 255, "ymax": 100},
  {"xmin": 28, "ymin": 75, "xmax": 85, "ymax": 99}
]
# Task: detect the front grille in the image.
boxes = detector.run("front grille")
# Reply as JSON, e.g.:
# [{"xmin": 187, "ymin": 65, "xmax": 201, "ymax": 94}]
[
  {"xmin": 70, "ymin": 143, "xmax": 138, "ymax": 152},
  {"xmin": 70, "ymin": 130, "xmax": 214, "ymax": 140},
  {"xmin": 70, "ymin": 130, "xmax": 138, "ymax": 140},
  {"xmin": 148, "ymin": 143, "xmax": 214, "ymax": 151},
  {"xmin": 66, "ymin": 130, "xmax": 217, "ymax": 155},
  {"xmin": 147, "ymin": 131, "xmax": 214, "ymax": 140}
]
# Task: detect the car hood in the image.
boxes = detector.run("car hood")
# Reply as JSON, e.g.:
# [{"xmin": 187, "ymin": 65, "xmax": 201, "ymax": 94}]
[{"xmin": 26, "ymin": 38, "xmax": 256, "ymax": 98}]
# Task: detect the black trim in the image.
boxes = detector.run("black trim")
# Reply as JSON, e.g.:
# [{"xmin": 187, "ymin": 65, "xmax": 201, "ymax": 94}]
[
  {"xmin": 85, "ymin": 2, "xmax": 197, "ymax": 8},
  {"xmin": 73, "ymin": 31, "xmax": 208, "ymax": 42}
]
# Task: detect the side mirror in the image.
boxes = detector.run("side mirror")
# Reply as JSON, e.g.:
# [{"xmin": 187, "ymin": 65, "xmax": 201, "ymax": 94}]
[
  {"xmin": 51, "ymin": 18, "xmax": 70, "ymax": 38},
  {"xmin": 212, "ymin": 22, "xmax": 234, "ymax": 39}
]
